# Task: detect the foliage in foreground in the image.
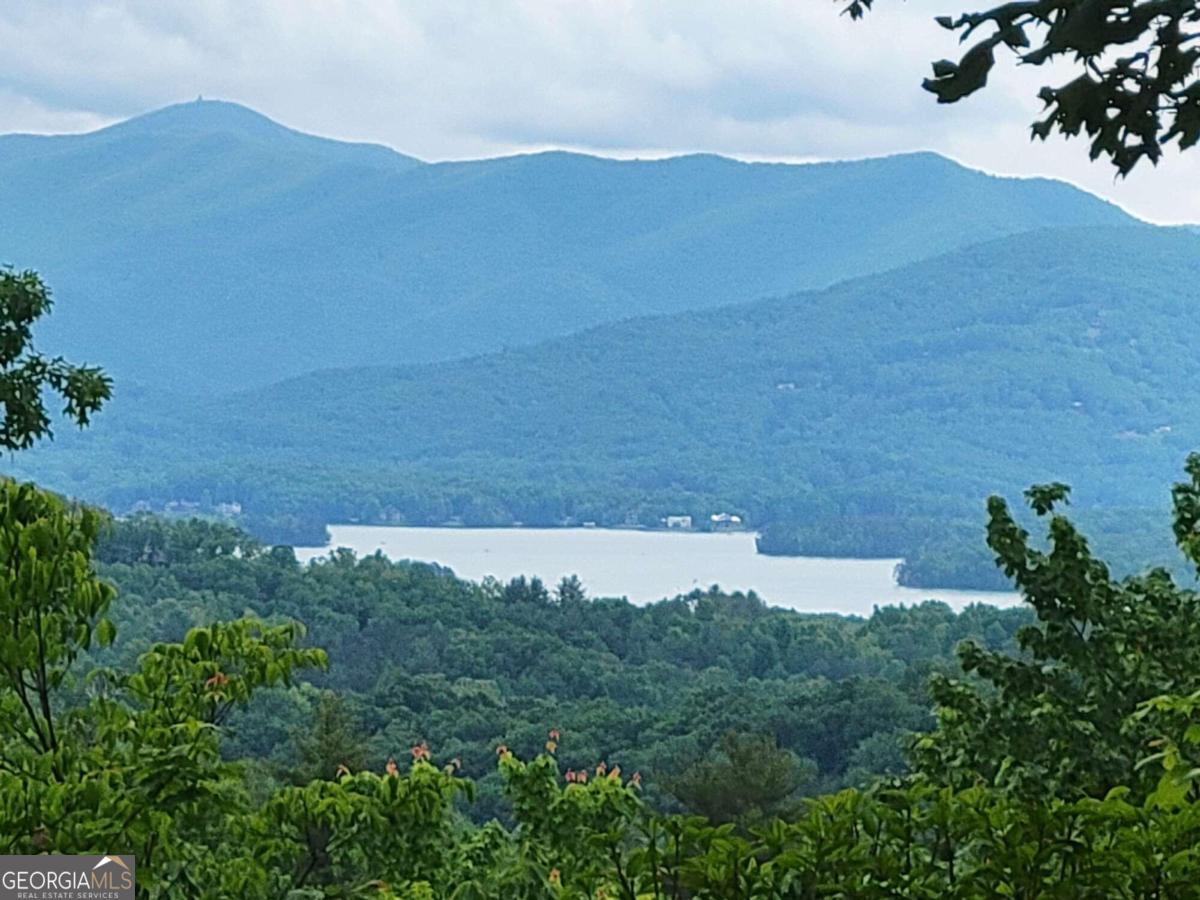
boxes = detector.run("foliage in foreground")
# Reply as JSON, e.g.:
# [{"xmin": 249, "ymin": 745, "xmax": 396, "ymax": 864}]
[
  {"xmin": 10, "ymin": 457, "xmax": 1200, "ymax": 895},
  {"xmin": 0, "ymin": 267, "xmax": 110, "ymax": 450},
  {"xmin": 844, "ymin": 0, "xmax": 1200, "ymax": 175}
]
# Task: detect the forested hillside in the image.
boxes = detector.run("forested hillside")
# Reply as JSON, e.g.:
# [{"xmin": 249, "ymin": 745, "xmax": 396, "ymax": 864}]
[
  {"xmin": 0, "ymin": 99, "xmax": 1132, "ymax": 391},
  {"xmin": 14, "ymin": 224, "xmax": 1200, "ymax": 585}
]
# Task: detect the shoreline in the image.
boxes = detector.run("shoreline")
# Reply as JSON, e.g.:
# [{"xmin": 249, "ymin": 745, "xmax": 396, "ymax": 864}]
[{"xmin": 293, "ymin": 522, "xmax": 1020, "ymax": 606}]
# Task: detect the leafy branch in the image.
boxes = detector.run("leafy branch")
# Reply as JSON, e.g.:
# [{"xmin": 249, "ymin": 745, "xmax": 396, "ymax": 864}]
[{"xmin": 840, "ymin": 0, "xmax": 1200, "ymax": 173}]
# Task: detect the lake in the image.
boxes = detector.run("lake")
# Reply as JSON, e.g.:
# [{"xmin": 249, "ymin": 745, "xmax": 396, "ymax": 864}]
[{"xmin": 294, "ymin": 526, "xmax": 1020, "ymax": 616}]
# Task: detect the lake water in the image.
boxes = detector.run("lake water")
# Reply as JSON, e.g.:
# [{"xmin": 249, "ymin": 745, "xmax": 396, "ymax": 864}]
[{"xmin": 294, "ymin": 526, "xmax": 1020, "ymax": 616}]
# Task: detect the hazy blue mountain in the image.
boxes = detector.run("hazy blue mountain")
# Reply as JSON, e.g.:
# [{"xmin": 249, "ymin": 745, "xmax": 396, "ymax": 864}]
[
  {"xmin": 13, "ymin": 226, "xmax": 1200, "ymax": 579},
  {"xmin": 1, "ymin": 99, "xmax": 1134, "ymax": 391}
]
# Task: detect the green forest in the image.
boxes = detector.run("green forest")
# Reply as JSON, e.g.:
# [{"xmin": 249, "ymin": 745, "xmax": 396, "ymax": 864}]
[
  {"xmin": 12, "ymin": 463, "xmax": 1200, "ymax": 896},
  {"xmin": 88, "ymin": 513, "xmax": 1031, "ymax": 822}
]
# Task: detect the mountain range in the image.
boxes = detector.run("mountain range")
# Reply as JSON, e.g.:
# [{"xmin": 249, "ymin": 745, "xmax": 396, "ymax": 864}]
[
  {"xmin": 5, "ymin": 100, "xmax": 1197, "ymax": 588},
  {"xmin": 1, "ymin": 99, "xmax": 1132, "ymax": 392}
]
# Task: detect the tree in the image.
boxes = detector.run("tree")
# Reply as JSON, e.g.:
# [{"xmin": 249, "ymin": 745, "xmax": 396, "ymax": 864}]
[
  {"xmin": 912, "ymin": 468, "xmax": 1200, "ymax": 801},
  {"xmin": 843, "ymin": 0, "xmax": 1200, "ymax": 173},
  {"xmin": 293, "ymin": 691, "xmax": 369, "ymax": 783},
  {"xmin": 664, "ymin": 732, "xmax": 813, "ymax": 824},
  {"xmin": 554, "ymin": 574, "xmax": 587, "ymax": 604},
  {"xmin": 0, "ymin": 479, "xmax": 328, "ymax": 892},
  {"xmin": 501, "ymin": 575, "xmax": 551, "ymax": 605},
  {"xmin": 0, "ymin": 268, "xmax": 110, "ymax": 449},
  {"xmin": 0, "ymin": 482, "xmax": 116, "ymax": 767}
]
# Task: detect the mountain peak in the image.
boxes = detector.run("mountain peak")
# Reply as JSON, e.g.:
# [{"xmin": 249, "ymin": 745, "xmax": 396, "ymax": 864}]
[
  {"xmin": 81, "ymin": 98, "xmax": 420, "ymax": 168},
  {"xmin": 100, "ymin": 98, "xmax": 362, "ymax": 149},
  {"xmin": 111, "ymin": 98, "xmax": 290, "ymax": 138}
]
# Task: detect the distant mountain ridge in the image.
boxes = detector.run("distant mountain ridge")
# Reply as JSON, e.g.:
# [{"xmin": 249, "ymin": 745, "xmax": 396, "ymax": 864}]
[{"xmin": 0, "ymin": 99, "xmax": 1135, "ymax": 391}]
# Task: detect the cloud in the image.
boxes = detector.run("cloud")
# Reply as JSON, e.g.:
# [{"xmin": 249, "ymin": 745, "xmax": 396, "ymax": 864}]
[
  {"xmin": 0, "ymin": 87, "xmax": 111, "ymax": 133},
  {"xmin": 0, "ymin": 0, "xmax": 1196, "ymax": 223}
]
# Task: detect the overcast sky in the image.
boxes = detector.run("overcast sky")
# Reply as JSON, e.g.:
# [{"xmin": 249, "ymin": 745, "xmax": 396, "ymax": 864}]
[{"xmin": 1, "ymin": 0, "xmax": 1196, "ymax": 224}]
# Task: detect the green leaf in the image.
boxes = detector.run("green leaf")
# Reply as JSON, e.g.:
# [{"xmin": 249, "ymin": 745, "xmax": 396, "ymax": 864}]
[{"xmin": 96, "ymin": 617, "xmax": 117, "ymax": 647}]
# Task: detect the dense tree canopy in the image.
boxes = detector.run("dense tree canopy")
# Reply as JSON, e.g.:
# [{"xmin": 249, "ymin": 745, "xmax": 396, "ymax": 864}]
[
  {"xmin": 89, "ymin": 515, "xmax": 1027, "ymax": 820},
  {"xmin": 845, "ymin": 0, "xmax": 1200, "ymax": 173},
  {"xmin": 8, "ymin": 461, "xmax": 1200, "ymax": 895}
]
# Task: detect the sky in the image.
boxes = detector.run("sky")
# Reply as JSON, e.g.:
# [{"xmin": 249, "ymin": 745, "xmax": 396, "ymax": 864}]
[{"xmin": 1, "ymin": 0, "xmax": 1197, "ymax": 224}]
